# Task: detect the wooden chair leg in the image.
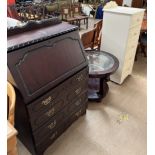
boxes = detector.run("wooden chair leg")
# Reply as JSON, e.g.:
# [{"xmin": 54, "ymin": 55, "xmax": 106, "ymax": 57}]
[
  {"xmin": 135, "ymin": 52, "xmax": 138, "ymax": 61},
  {"xmin": 143, "ymin": 46, "xmax": 147, "ymax": 57},
  {"xmin": 135, "ymin": 43, "xmax": 140, "ymax": 61},
  {"xmin": 86, "ymin": 18, "xmax": 88, "ymax": 29},
  {"xmin": 141, "ymin": 44, "xmax": 147, "ymax": 57}
]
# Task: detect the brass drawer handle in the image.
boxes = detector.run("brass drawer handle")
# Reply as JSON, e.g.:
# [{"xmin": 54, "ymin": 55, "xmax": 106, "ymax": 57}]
[
  {"xmin": 50, "ymin": 131, "xmax": 57, "ymax": 140},
  {"xmin": 41, "ymin": 96, "xmax": 52, "ymax": 106},
  {"xmin": 75, "ymin": 110, "xmax": 82, "ymax": 117},
  {"xmin": 45, "ymin": 108, "xmax": 55, "ymax": 117},
  {"xmin": 75, "ymin": 88, "xmax": 81, "ymax": 95},
  {"xmin": 48, "ymin": 120, "xmax": 56, "ymax": 130},
  {"xmin": 76, "ymin": 74, "xmax": 83, "ymax": 81}
]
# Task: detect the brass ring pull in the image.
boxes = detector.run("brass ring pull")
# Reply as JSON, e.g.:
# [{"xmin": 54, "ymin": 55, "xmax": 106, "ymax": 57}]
[
  {"xmin": 48, "ymin": 120, "xmax": 57, "ymax": 130},
  {"xmin": 45, "ymin": 108, "xmax": 55, "ymax": 117},
  {"xmin": 41, "ymin": 96, "xmax": 52, "ymax": 106}
]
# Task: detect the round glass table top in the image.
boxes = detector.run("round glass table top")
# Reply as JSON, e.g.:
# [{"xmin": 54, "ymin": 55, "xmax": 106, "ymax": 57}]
[{"xmin": 86, "ymin": 50, "xmax": 119, "ymax": 76}]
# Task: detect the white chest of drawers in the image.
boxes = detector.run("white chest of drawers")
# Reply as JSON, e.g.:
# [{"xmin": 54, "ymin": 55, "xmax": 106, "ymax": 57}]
[{"xmin": 101, "ymin": 6, "xmax": 144, "ymax": 84}]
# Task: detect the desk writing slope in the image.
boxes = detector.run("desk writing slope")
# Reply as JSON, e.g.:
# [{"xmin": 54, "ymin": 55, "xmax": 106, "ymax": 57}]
[{"xmin": 8, "ymin": 21, "xmax": 88, "ymax": 103}]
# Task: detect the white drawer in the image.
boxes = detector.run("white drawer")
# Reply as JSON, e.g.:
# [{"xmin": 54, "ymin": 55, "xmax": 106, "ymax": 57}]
[
  {"xmin": 130, "ymin": 12, "xmax": 144, "ymax": 28},
  {"xmin": 128, "ymin": 26, "xmax": 140, "ymax": 41}
]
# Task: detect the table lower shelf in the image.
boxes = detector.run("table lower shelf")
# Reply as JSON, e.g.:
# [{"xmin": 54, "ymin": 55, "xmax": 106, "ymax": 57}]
[{"xmin": 88, "ymin": 78, "xmax": 109, "ymax": 102}]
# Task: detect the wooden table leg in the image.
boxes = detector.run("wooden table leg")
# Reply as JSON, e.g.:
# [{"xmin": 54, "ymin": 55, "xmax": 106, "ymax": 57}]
[
  {"xmin": 78, "ymin": 19, "xmax": 81, "ymax": 30},
  {"xmin": 86, "ymin": 18, "xmax": 88, "ymax": 29}
]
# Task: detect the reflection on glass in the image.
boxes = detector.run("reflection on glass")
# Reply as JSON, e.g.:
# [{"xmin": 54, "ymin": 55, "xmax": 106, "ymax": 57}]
[{"xmin": 87, "ymin": 53, "xmax": 115, "ymax": 72}]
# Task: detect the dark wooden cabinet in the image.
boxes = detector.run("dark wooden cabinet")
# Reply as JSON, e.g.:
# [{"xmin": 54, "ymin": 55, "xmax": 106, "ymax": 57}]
[
  {"xmin": 7, "ymin": 21, "xmax": 88, "ymax": 155},
  {"xmin": 132, "ymin": 0, "xmax": 144, "ymax": 8},
  {"xmin": 115, "ymin": 0, "xmax": 123, "ymax": 6}
]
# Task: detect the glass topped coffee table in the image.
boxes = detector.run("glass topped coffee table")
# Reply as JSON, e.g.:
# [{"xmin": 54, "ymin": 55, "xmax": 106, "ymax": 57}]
[{"xmin": 85, "ymin": 50, "xmax": 119, "ymax": 102}]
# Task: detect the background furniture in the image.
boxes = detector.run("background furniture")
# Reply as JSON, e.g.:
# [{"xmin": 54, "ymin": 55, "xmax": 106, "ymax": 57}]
[
  {"xmin": 72, "ymin": 3, "xmax": 89, "ymax": 29},
  {"xmin": 140, "ymin": 32, "xmax": 147, "ymax": 57},
  {"xmin": 135, "ymin": 11, "xmax": 147, "ymax": 60},
  {"xmin": 132, "ymin": 0, "xmax": 144, "ymax": 8},
  {"xmin": 45, "ymin": 2, "xmax": 60, "ymax": 17},
  {"xmin": 7, "ymin": 82, "xmax": 16, "ymax": 126},
  {"xmin": 123, "ymin": 0, "xmax": 147, "ymax": 8},
  {"xmin": 61, "ymin": 5, "xmax": 78, "ymax": 25},
  {"xmin": 86, "ymin": 50, "xmax": 119, "ymax": 102},
  {"xmin": 93, "ymin": 19, "xmax": 102, "ymax": 50},
  {"xmin": 115, "ymin": 0, "xmax": 123, "ymax": 6},
  {"xmin": 7, "ymin": 121, "xmax": 18, "ymax": 155},
  {"xmin": 7, "ymin": 20, "xmax": 88, "ymax": 155},
  {"xmin": 101, "ymin": 7, "xmax": 145, "ymax": 84},
  {"xmin": 81, "ymin": 27, "xmax": 96, "ymax": 49},
  {"xmin": 81, "ymin": 20, "xmax": 102, "ymax": 50},
  {"xmin": 7, "ymin": 4, "xmax": 21, "ymax": 20}
]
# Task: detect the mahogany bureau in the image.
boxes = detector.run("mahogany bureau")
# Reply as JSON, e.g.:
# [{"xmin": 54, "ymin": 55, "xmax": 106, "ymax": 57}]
[{"xmin": 7, "ymin": 19, "xmax": 88, "ymax": 155}]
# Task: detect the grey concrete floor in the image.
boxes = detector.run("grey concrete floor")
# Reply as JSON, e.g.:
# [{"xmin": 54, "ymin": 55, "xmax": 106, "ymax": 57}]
[{"xmin": 17, "ymin": 18, "xmax": 147, "ymax": 155}]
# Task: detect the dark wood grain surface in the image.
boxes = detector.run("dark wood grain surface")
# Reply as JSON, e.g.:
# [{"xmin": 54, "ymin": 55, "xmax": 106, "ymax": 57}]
[
  {"xmin": 8, "ymin": 22, "xmax": 88, "ymax": 155},
  {"xmin": 7, "ymin": 22, "xmax": 78, "ymax": 51},
  {"xmin": 8, "ymin": 28, "xmax": 87, "ymax": 103}
]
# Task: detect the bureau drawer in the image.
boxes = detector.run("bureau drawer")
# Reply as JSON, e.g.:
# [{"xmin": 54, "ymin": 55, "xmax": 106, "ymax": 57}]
[
  {"xmin": 29, "ymin": 79, "xmax": 87, "ymax": 130},
  {"xmin": 27, "ymin": 85, "xmax": 62, "ymax": 116},
  {"xmin": 33, "ymin": 92, "xmax": 87, "ymax": 143},
  {"xmin": 66, "ymin": 80, "xmax": 88, "ymax": 102},
  {"xmin": 62, "ymin": 68, "xmax": 88, "ymax": 90},
  {"xmin": 128, "ymin": 26, "xmax": 141, "ymax": 42},
  {"xmin": 70, "ymin": 68, "xmax": 88, "ymax": 84},
  {"xmin": 27, "ymin": 68, "xmax": 88, "ymax": 116},
  {"xmin": 35, "ymin": 123, "xmax": 65, "ymax": 154},
  {"xmin": 35, "ymin": 104, "xmax": 87, "ymax": 153},
  {"xmin": 65, "ymin": 105, "xmax": 86, "ymax": 128},
  {"xmin": 130, "ymin": 12, "xmax": 144, "ymax": 28},
  {"xmin": 33, "ymin": 110, "xmax": 65, "ymax": 144},
  {"xmin": 65, "ymin": 92, "xmax": 87, "ymax": 116},
  {"xmin": 29, "ymin": 98, "xmax": 66, "ymax": 131}
]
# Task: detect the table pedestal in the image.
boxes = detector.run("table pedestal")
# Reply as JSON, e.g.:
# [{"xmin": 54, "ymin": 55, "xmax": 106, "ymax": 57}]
[
  {"xmin": 86, "ymin": 50, "xmax": 119, "ymax": 102},
  {"xmin": 88, "ymin": 76, "xmax": 110, "ymax": 102}
]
